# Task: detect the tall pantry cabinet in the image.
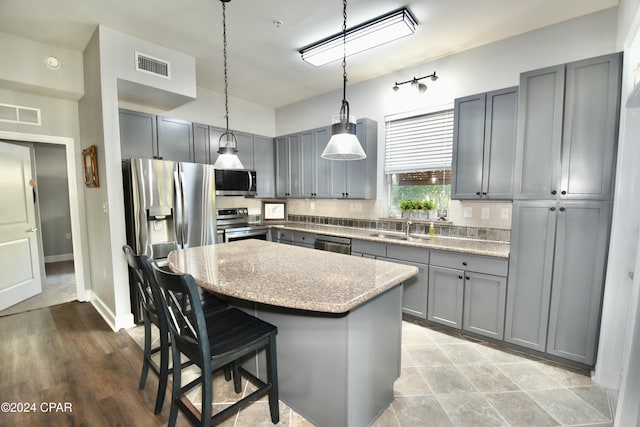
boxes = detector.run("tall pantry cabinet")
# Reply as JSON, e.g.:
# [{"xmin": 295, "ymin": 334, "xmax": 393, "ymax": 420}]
[{"xmin": 506, "ymin": 53, "xmax": 621, "ymax": 366}]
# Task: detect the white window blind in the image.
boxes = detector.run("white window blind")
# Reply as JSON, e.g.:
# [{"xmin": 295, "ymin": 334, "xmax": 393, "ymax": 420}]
[{"xmin": 384, "ymin": 109, "xmax": 454, "ymax": 173}]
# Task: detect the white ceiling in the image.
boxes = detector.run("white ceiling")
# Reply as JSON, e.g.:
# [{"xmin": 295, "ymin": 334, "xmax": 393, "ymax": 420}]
[{"xmin": 0, "ymin": 0, "xmax": 617, "ymax": 108}]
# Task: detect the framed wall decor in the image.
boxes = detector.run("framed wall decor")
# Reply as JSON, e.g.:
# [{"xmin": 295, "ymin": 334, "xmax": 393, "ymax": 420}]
[{"xmin": 82, "ymin": 145, "xmax": 99, "ymax": 188}]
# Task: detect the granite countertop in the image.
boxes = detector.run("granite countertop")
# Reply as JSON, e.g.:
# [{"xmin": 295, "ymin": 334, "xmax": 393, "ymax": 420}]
[
  {"xmin": 273, "ymin": 223, "xmax": 510, "ymax": 259},
  {"xmin": 167, "ymin": 240, "xmax": 418, "ymax": 314}
]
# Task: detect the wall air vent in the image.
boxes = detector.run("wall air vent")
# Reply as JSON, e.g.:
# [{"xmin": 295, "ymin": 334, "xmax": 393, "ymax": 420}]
[
  {"xmin": 0, "ymin": 103, "xmax": 41, "ymax": 126},
  {"xmin": 135, "ymin": 51, "xmax": 171, "ymax": 79}
]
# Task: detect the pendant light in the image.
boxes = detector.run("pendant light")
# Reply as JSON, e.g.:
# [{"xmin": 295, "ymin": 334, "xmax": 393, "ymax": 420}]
[
  {"xmin": 321, "ymin": 0, "xmax": 367, "ymax": 161},
  {"xmin": 213, "ymin": 0, "xmax": 244, "ymax": 170}
]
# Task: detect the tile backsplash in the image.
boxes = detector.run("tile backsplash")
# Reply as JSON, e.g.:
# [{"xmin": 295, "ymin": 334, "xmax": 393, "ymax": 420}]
[{"xmin": 287, "ymin": 214, "xmax": 510, "ymax": 242}]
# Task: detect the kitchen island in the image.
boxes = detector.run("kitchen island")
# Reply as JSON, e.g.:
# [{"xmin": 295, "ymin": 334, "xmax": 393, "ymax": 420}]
[{"xmin": 168, "ymin": 239, "xmax": 418, "ymax": 427}]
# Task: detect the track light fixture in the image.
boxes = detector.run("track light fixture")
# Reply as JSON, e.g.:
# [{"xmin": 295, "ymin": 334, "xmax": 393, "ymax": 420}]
[{"xmin": 392, "ymin": 71, "xmax": 439, "ymax": 93}]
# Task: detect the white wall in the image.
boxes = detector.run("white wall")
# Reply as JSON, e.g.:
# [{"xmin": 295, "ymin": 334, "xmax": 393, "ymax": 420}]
[
  {"xmin": 0, "ymin": 31, "xmax": 84, "ymax": 100},
  {"xmin": 275, "ymin": 8, "xmax": 619, "ymax": 205}
]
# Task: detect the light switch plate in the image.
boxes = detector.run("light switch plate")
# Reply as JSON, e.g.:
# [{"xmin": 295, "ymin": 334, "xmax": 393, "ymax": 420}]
[
  {"xmin": 464, "ymin": 207, "xmax": 473, "ymax": 218},
  {"xmin": 481, "ymin": 207, "xmax": 490, "ymax": 219},
  {"xmin": 501, "ymin": 208, "xmax": 510, "ymax": 219}
]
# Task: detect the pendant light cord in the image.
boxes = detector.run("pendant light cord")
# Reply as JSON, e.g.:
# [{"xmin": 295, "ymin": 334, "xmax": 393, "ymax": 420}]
[
  {"xmin": 222, "ymin": 1, "xmax": 230, "ymax": 132},
  {"xmin": 340, "ymin": 0, "xmax": 350, "ymax": 118}
]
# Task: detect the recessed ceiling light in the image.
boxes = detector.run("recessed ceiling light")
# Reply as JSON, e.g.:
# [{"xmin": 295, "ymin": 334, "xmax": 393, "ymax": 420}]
[{"xmin": 45, "ymin": 56, "xmax": 61, "ymax": 70}]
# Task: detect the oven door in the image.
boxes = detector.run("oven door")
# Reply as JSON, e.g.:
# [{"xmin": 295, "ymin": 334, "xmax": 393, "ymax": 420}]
[{"xmin": 224, "ymin": 227, "xmax": 269, "ymax": 243}]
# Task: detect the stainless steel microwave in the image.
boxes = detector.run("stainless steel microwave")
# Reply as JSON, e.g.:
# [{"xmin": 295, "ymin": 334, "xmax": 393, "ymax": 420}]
[{"xmin": 214, "ymin": 169, "xmax": 256, "ymax": 196}]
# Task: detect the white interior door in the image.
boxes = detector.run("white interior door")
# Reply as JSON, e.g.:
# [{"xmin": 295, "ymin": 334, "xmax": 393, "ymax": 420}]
[{"xmin": 0, "ymin": 141, "xmax": 42, "ymax": 310}]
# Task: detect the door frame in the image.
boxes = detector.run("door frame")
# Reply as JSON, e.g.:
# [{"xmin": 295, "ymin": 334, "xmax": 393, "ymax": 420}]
[{"xmin": 0, "ymin": 131, "xmax": 90, "ymax": 303}]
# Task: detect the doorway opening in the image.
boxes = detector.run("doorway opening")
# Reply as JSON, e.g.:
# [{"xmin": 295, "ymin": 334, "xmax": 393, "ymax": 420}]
[{"xmin": 0, "ymin": 131, "xmax": 89, "ymax": 317}]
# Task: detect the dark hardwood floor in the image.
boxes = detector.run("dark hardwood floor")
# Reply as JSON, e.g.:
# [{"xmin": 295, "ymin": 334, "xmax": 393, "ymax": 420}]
[{"xmin": 0, "ymin": 302, "xmax": 186, "ymax": 427}]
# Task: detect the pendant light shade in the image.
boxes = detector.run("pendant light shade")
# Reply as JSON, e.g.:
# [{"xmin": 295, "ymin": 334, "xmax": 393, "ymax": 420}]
[
  {"xmin": 321, "ymin": 0, "xmax": 366, "ymax": 161},
  {"xmin": 322, "ymin": 113, "xmax": 366, "ymax": 160},
  {"xmin": 214, "ymin": 0, "xmax": 244, "ymax": 170}
]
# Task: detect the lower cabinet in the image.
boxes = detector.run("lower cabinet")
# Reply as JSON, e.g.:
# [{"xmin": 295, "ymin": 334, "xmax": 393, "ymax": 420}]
[
  {"xmin": 506, "ymin": 200, "xmax": 611, "ymax": 365},
  {"xmin": 428, "ymin": 251, "xmax": 508, "ymax": 340},
  {"xmin": 381, "ymin": 257, "xmax": 428, "ymax": 320},
  {"xmin": 463, "ymin": 272, "xmax": 507, "ymax": 340},
  {"xmin": 428, "ymin": 266, "xmax": 464, "ymax": 328}
]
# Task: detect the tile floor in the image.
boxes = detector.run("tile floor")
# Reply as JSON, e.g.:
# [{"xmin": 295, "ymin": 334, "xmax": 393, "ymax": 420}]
[{"xmin": 127, "ymin": 320, "xmax": 613, "ymax": 427}]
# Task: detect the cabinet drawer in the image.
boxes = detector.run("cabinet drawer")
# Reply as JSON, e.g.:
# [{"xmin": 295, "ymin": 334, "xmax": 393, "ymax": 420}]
[
  {"xmin": 277, "ymin": 230, "xmax": 295, "ymax": 242},
  {"xmin": 430, "ymin": 251, "xmax": 507, "ymax": 276},
  {"xmin": 352, "ymin": 239, "xmax": 386, "ymax": 257},
  {"xmin": 294, "ymin": 232, "xmax": 316, "ymax": 245},
  {"xmin": 386, "ymin": 244, "xmax": 429, "ymax": 264}
]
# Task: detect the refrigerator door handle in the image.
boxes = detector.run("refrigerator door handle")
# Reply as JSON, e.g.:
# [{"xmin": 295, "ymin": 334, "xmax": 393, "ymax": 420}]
[
  {"xmin": 174, "ymin": 169, "xmax": 184, "ymax": 247},
  {"xmin": 179, "ymin": 170, "xmax": 189, "ymax": 247}
]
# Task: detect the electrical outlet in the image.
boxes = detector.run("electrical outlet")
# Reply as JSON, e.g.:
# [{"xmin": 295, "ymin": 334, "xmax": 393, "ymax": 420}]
[
  {"xmin": 310, "ymin": 201, "xmax": 315, "ymax": 211},
  {"xmin": 463, "ymin": 207, "xmax": 473, "ymax": 218},
  {"xmin": 481, "ymin": 207, "xmax": 490, "ymax": 219},
  {"xmin": 102, "ymin": 200, "xmax": 108, "ymax": 213},
  {"xmin": 355, "ymin": 203, "xmax": 363, "ymax": 212},
  {"xmin": 65, "ymin": 233, "xmax": 71, "ymax": 239},
  {"xmin": 501, "ymin": 208, "xmax": 510, "ymax": 219}
]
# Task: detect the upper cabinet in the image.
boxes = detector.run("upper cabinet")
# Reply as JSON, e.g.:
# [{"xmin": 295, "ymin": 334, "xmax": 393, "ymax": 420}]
[
  {"xmin": 156, "ymin": 116, "xmax": 193, "ymax": 162},
  {"xmin": 276, "ymin": 118, "xmax": 378, "ymax": 199},
  {"xmin": 451, "ymin": 87, "xmax": 518, "ymax": 200},
  {"xmin": 301, "ymin": 127, "xmax": 331, "ymax": 198},
  {"xmin": 119, "ymin": 109, "xmax": 194, "ymax": 161},
  {"xmin": 119, "ymin": 109, "xmax": 157, "ymax": 159},
  {"xmin": 513, "ymin": 53, "xmax": 621, "ymax": 201},
  {"xmin": 120, "ymin": 109, "xmax": 277, "ymax": 198}
]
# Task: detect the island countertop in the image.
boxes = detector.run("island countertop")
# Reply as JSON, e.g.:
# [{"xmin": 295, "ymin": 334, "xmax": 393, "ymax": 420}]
[{"xmin": 167, "ymin": 239, "xmax": 418, "ymax": 314}]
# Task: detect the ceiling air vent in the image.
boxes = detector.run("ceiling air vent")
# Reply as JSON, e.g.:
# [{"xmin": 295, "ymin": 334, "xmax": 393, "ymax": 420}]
[
  {"xmin": 0, "ymin": 103, "xmax": 41, "ymax": 126},
  {"xmin": 135, "ymin": 51, "xmax": 171, "ymax": 79}
]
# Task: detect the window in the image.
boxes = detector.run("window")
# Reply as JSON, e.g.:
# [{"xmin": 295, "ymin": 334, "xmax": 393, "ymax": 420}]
[{"xmin": 385, "ymin": 109, "xmax": 454, "ymax": 216}]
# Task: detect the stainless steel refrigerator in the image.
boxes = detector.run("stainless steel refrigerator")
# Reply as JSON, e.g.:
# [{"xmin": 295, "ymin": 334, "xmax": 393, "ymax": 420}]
[{"xmin": 123, "ymin": 158, "xmax": 217, "ymax": 321}]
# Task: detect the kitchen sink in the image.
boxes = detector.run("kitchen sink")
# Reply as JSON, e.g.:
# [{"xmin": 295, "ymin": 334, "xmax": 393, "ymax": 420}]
[
  {"xmin": 369, "ymin": 233, "xmax": 408, "ymax": 240},
  {"xmin": 369, "ymin": 233, "xmax": 431, "ymax": 242}
]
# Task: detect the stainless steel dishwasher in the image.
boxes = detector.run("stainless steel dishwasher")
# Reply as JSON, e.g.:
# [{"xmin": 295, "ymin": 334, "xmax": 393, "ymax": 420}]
[{"xmin": 314, "ymin": 235, "xmax": 351, "ymax": 254}]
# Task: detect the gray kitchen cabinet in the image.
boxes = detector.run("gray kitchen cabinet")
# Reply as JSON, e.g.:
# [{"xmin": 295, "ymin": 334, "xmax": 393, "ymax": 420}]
[
  {"xmin": 429, "ymin": 250, "xmax": 508, "ymax": 338},
  {"xmin": 546, "ymin": 201, "xmax": 611, "ymax": 365},
  {"xmin": 156, "ymin": 116, "xmax": 193, "ymax": 162},
  {"xmin": 506, "ymin": 200, "xmax": 612, "ymax": 365},
  {"xmin": 192, "ymin": 122, "xmax": 210, "ymax": 163},
  {"xmin": 514, "ymin": 53, "xmax": 621, "ymax": 201},
  {"xmin": 329, "ymin": 118, "xmax": 378, "ymax": 199},
  {"xmin": 276, "ymin": 229, "xmax": 295, "ymax": 245},
  {"xmin": 301, "ymin": 127, "xmax": 331, "ymax": 198},
  {"xmin": 119, "ymin": 109, "xmax": 157, "ymax": 159},
  {"xmin": 504, "ymin": 201, "xmax": 556, "ymax": 352},
  {"xmin": 451, "ymin": 87, "xmax": 517, "ymax": 200},
  {"xmin": 428, "ymin": 265, "xmax": 464, "ymax": 328},
  {"xmin": 463, "ymin": 272, "xmax": 507, "ymax": 340},
  {"xmin": 119, "ymin": 110, "xmax": 194, "ymax": 161},
  {"xmin": 384, "ymin": 245, "xmax": 429, "ymax": 320},
  {"xmin": 294, "ymin": 231, "xmax": 316, "ymax": 248},
  {"xmin": 275, "ymin": 134, "xmax": 302, "ymax": 197},
  {"xmin": 351, "ymin": 239, "xmax": 386, "ymax": 258},
  {"xmin": 253, "ymin": 135, "xmax": 276, "ymax": 198},
  {"xmin": 234, "ymin": 131, "xmax": 255, "ymax": 170}
]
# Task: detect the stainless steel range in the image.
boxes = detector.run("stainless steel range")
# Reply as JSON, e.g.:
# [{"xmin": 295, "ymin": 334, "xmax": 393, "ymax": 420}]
[{"xmin": 216, "ymin": 208, "xmax": 269, "ymax": 243}]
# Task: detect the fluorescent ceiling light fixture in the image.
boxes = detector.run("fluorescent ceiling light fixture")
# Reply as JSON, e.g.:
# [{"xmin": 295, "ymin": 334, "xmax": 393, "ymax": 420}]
[{"xmin": 300, "ymin": 8, "xmax": 417, "ymax": 67}]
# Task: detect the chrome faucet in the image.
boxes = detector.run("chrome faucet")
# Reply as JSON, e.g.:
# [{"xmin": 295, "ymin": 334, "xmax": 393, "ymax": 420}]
[{"xmin": 406, "ymin": 220, "xmax": 414, "ymax": 238}]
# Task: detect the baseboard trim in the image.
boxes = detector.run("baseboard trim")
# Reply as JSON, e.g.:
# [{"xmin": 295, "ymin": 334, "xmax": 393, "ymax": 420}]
[
  {"xmin": 45, "ymin": 253, "xmax": 74, "ymax": 263},
  {"xmin": 89, "ymin": 292, "xmax": 134, "ymax": 331}
]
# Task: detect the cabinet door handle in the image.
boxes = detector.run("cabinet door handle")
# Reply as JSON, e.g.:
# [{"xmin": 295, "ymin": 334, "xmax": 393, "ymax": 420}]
[
  {"xmin": 462, "ymin": 261, "xmax": 467, "ymax": 266},
  {"xmin": 345, "ymin": 193, "xmax": 349, "ymax": 197},
  {"xmin": 475, "ymin": 191, "xmax": 481, "ymax": 196},
  {"xmin": 466, "ymin": 276, "xmax": 471, "ymax": 281},
  {"xmin": 559, "ymin": 207, "xmax": 566, "ymax": 212},
  {"xmin": 551, "ymin": 190, "xmax": 557, "ymax": 195},
  {"xmin": 482, "ymin": 192, "xmax": 487, "ymax": 196},
  {"xmin": 550, "ymin": 207, "xmax": 556, "ymax": 211},
  {"xmin": 561, "ymin": 190, "xmax": 567, "ymax": 195},
  {"xmin": 458, "ymin": 275, "xmax": 463, "ymax": 280}
]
